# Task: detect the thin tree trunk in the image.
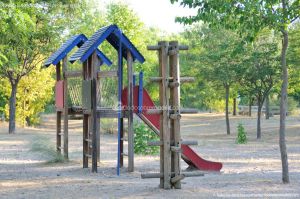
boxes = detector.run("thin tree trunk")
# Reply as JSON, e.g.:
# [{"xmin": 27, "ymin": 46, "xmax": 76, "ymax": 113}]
[
  {"xmin": 233, "ymin": 98, "xmax": 236, "ymax": 116},
  {"xmin": 248, "ymin": 97, "xmax": 252, "ymax": 117},
  {"xmin": 279, "ymin": 24, "xmax": 289, "ymax": 183},
  {"xmin": 257, "ymin": 100, "xmax": 262, "ymax": 139},
  {"xmin": 265, "ymin": 93, "xmax": 270, "ymax": 119},
  {"xmin": 9, "ymin": 82, "xmax": 17, "ymax": 134},
  {"xmin": 225, "ymin": 85, "xmax": 230, "ymax": 135}
]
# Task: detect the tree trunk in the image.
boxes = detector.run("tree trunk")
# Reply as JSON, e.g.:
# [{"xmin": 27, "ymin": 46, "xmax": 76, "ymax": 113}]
[
  {"xmin": 257, "ymin": 100, "xmax": 262, "ymax": 139},
  {"xmin": 279, "ymin": 26, "xmax": 289, "ymax": 183},
  {"xmin": 265, "ymin": 93, "xmax": 270, "ymax": 119},
  {"xmin": 233, "ymin": 98, "xmax": 236, "ymax": 116},
  {"xmin": 248, "ymin": 97, "xmax": 252, "ymax": 117},
  {"xmin": 9, "ymin": 82, "xmax": 18, "ymax": 134},
  {"xmin": 225, "ymin": 85, "xmax": 230, "ymax": 135}
]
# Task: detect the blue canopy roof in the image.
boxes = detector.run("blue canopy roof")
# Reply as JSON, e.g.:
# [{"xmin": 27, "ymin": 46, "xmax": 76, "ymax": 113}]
[
  {"xmin": 44, "ymin": 34, "xmax": 112, "ymax": 67},
  {"xmin": 69, "ymin": 25, "xmax": 145, "ymax": 64}
]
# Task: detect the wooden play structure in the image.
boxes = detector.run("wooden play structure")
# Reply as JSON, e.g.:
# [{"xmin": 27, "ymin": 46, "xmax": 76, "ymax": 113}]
[{"xmin": 44, "ymin": 24, "xmax": 222, "ymax": 189}]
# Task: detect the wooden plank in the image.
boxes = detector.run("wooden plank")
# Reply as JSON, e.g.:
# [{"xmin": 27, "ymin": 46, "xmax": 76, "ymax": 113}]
[
  {"xmin": 127, "ymin": 50, "xmax": 134, "ymax": 172},
  {"xmin": 97, "ymin": 70, "xmax": 118, "ymax": 78},
  {"xmin": 63, "ymin": 56, "xmax": 69, "ymax": 159}
]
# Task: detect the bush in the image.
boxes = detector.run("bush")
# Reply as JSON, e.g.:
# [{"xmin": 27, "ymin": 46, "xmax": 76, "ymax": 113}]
[
  {"xmin": 236, "ymin": 123, "xmax": 247, "ymax": 144},
  {"xmin": 134, "ymin": 122, "xmax": 159, "ymax": 155}
]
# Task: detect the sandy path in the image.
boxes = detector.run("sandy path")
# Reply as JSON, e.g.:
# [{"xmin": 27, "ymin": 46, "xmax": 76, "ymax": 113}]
[{"xmin": 0, "ymin": 113, "xmax": 299, "ymax": 198}]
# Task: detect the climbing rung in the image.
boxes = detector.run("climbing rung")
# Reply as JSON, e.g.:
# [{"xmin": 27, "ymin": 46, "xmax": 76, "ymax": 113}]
[
  {"xmin": 170, "ymin": 114, "xmax": 181, "ymax": 120},
  {"xmin": 85, "ymin": 154, "xmax": 92, "ymax": 158},
  {"xmin": 170, "ymin": 146, "xmax": 181, "ymax": 153},
  {"xmin": 121, "ymin": 153, "xmax": 128, "ymax": 156},
  {"xmin": 171, "ymin": 174, "xmax": 185, "ymax": 184},
  {"xmin": 85, "ymin": 139, "xmax": 92, "ymax": 142},
  {"xmin": 58, "ymin": 133, "xmax": 63, "ymax": 136},
  {"xmin": 168, "ymin": 82, "xmax": 179, "ymax": 88},
  {"xmin": 121, "ymin": 138, "xmax": 128, "ymax": 141}
]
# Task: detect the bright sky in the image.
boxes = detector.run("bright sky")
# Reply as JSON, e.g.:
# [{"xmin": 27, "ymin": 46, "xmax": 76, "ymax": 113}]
[{"xmin": 97, "ymin": 0, "xmax": 196, "ymax": 33}]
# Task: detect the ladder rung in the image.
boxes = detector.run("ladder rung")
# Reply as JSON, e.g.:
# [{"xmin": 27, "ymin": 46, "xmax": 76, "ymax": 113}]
[
  {"xmin": 121, "ymin": 153, "xmax": 128, "ymax": 156},
  {"xmin": 85, "ymin": 139, "xmax": 92, "ymax": 142},
  {"xmin": 121, "ymin": 138, "xmax": 128, "ymax": 141},
  {"xmin": 58, "ymin": 133, "xmax": 63, "ymax": 136},
  {"xmin": 85, "ymin": 154, "xmax": 92, "ymax": 158}
]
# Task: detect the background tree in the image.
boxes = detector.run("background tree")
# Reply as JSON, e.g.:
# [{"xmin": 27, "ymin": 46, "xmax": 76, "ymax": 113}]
[
  {"xmin": 171, "ymin": 0, "xmax": 299, "ymax": 184},
  {"xmin": 199, "ymin": 26, "xmax": 244, "ymax": 135},
  {"xmin": 0, "ymin": 0, "xmax": 83, "ymax": 133},
  {"xmin": 241, "ymin": 30, "xmax": 281, "ymax": 139}
]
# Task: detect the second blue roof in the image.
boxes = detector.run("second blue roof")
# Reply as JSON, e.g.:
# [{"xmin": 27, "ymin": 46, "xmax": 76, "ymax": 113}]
[{"xmin": 69, "ymin": 25, "xmax": 145, "ymax": 64}]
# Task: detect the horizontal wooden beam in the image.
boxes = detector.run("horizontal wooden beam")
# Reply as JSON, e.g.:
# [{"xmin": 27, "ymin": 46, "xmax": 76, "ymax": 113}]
[
  {"xmin": 181, "ymin": 140, "xmax": 198, "ymax": 145},
  {"xmin": 147, "ymin": 45, "xmax": 189, "ymax": 51},
  {"xmin": 149, "ymin": 77, "xmax": 195, "ymax": 83},
  {"xmin": 147, "ymin": 45, "xmax": 160, "ymax": 50},
  {"xmin": 64, "ymin": 70, "xmax": 82, "ymax": 78},
  {"xmin": 97, "ymin": 71, "xmax": 118, "ymax": 78},
  {"xmin": 148, "ymin": 140, "xmax": 198, "ymax": 146},
  {"xmin": 181, "ymin": 77, "xmax": 195, "ymax": 83},
  {"xmin": 141, "ymin": 171, "xmax": 205, "ymax": 179},
  {"xmin": 145, "ymin": 109, "xmax": 198, "ymax": 115}
]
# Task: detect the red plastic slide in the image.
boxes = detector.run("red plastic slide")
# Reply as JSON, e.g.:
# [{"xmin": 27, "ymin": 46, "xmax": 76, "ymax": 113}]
[{"xmin": 122, "ymin": 86, "xmax": 222, "ymax": 171}]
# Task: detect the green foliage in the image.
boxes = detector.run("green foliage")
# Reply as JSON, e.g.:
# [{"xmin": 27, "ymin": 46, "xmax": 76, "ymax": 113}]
[
  {"xmin": 236, "ymin": 123, "xmax": 247, "ymax": 144},
  {"xmin": 30, "ymin": 135, "xmax": 65, "ymax": 163},
  {"xmin": 134, "ymin": 122, "xmax": 159, "ymax": 155},
  {"xmin": 4, "ymin": 66, "xmax": 55, "ymax": 126}
]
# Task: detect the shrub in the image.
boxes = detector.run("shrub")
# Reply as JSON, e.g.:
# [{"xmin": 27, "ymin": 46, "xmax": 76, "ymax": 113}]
[
  {"xmin": 236, "ymin": 123, "xmax": 247, "ymax": 144},
  {"xmin": 134, "ymin": 122, "xmax": 159, "ymax": 155}
]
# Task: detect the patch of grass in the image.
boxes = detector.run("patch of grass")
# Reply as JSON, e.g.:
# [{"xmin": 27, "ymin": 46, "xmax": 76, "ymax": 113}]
[
  {"xmin": 30, "ymin": 136, "xmax": 66, "ymax": 163},
  {"xmin": 236, "ymin": 123, "xmax": 247, "ymax": 144}
]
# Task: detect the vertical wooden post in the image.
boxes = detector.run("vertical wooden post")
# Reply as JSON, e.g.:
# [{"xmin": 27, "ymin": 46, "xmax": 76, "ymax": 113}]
[
  {"xmin": 83, "ymin": 60, "xmax": 89, "ymax": 168},
  {"xmin": 169, "ymin": 41, "xmax": 181, "ymax": 189},
  {"xmin": 96, "ymin": 67, "xmax": 101, "ymax": 162},
  {"xmin": 159, "ymin": 41, "xmax": 171, "ymax": 189},
  {"xmin": 62, "ymin": 57, "xmax": 69, "ymax": 159},
  {"xmin": 127, "ymin": 50, "xmax": 134, "ymax": 172},
  {"xmin": 120, "ymin": 119, "xmax": 124, "ymax": 167},
  {"xmin": 56, "ymin": 62, "xmax": 62, "ymax": 153},
  {"xmin": 91, "ymin": 51, "xmax": 100, "ymax": 173}
]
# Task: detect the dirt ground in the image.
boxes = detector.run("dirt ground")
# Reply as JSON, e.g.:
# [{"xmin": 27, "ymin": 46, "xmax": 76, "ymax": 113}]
[{"xmin": 0, "ymin": 113, "xmax": 299, "ymax": 198}]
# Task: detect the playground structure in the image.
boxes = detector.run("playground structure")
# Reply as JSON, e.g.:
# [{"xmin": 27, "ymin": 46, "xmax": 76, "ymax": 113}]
[{"xmin": 44, "ymin": 24, "xmax": 222, "ymax": 189}]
